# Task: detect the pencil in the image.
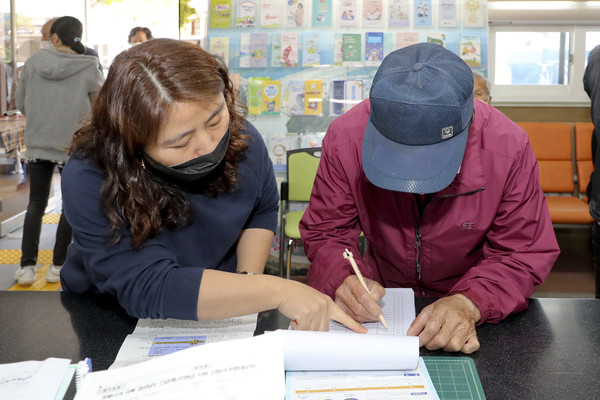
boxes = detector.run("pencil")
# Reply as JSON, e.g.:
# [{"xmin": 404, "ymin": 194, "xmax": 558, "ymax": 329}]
[{"xmin": 343, "ymin": 248, "xmax": 388, "ymax": 329}]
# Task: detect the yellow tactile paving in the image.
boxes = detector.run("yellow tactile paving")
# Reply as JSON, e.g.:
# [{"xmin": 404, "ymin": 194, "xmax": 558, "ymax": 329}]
[
  {"xmin": 0, "ymin": 249, "xmax": 53, "ymax": 265},
  {"xmin": 42, "ymin": 214, "xmax": 61, "ymax": 224},
  {"xmin": 8, "ymin": 263, "xmax": 62, "ymax": 291}
]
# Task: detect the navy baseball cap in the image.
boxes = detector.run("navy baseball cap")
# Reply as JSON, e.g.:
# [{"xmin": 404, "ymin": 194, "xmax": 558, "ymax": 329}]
[{"xmin": 362, "ymin": 42, "xmax": 474, "ymax": 194}]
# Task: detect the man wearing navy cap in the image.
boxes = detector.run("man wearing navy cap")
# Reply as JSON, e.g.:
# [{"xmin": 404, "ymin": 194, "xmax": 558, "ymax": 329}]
[{"xmin": 300, "ymin": 43, "xmax": 559, "ymax": 353}]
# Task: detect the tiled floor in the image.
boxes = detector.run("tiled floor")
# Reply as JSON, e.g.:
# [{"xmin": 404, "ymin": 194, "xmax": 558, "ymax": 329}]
[{"xmin": 1, "ymin": 173, "xmax": 597, "ymax": 297}]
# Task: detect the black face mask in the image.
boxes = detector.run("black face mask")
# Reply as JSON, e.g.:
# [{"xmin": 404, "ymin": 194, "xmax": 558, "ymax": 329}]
[{"xmin": 141, "ymin": 128, "xmax": 230, "ymax": 183}]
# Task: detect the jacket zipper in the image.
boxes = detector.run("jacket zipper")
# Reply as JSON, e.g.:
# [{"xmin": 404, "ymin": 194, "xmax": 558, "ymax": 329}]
[{"xmin": 414, "ymin": 186, "xmax": 486, "ymax": 295}]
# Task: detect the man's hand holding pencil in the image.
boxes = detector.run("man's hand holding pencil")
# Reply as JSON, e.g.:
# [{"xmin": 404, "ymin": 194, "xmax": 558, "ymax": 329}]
[{"xmin": 334, "ymin": 249, "xmax": 388, "ymax": 327}]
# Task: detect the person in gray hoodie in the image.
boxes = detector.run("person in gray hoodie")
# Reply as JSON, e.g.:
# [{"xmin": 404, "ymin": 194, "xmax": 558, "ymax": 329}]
[{"xmin": 14, "ymin": 16, "xmax": 103, "ymax": 285}]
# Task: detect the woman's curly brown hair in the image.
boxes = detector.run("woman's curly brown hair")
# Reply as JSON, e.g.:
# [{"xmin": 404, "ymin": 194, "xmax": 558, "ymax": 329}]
[{"xmin": 70, "ymin": 39, "xmax": 249, "ymax": 248}]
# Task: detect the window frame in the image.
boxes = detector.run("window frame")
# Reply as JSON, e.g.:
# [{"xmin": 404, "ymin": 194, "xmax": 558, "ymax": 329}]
[{"xmin": 489, "ymin": 24, "xmax": 600, "ymax": 106}]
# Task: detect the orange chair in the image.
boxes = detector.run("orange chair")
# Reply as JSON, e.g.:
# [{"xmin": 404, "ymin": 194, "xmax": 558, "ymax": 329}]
[{"xmin": 517, "ymin": 122, "xmax": 593, "ymax": 225}]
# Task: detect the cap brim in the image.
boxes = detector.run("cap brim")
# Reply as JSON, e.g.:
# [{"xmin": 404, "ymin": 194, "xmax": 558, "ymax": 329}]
[{"xmin": 362, "ymin": 118, "xmax": 468, "ymax": 194}]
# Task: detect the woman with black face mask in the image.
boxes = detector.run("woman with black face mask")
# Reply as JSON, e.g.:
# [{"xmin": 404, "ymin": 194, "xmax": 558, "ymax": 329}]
[{"xmin": 60, "ymin": 38, "xmax": 364, "ymax": 333}]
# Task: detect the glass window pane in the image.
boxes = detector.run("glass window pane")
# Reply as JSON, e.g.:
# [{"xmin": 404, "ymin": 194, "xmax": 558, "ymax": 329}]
[
  {"xmin": 87, "ymin": 0, "xmax": 180, "ymax": 74},
  {"xmin": 1, "ymin": 0, "xmax": 12, "ymax": 111},
  {"xmin": 585, "ymin": 32, "xmax": 600, "ymax": 66},
  {"xmin": 495, "ymin": 31, "xmax": 570, "ymax": 85}
]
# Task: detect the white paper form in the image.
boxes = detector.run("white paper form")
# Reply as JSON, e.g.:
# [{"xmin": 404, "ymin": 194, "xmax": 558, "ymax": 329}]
[
  {"xmin": 286, "ymin": 357, "xmax": 440, "ymax": 400},
  {"xmin": 110, "ymin": 314, "xmax": 258, "ymax": 369},
  {"xmin": 275, "ymin": 330, "xmax": 419, "ymax": 371},
  {"xmin": 329, "ymin": 288, "xmax": 415, "ymax": 335},
  {"xmin": 76, "ymin": 333, "xmax": 285, "ymax": 400},
  {"xmin": 0, "ymin": 357, "xmax": 71, "ymax": 400}
]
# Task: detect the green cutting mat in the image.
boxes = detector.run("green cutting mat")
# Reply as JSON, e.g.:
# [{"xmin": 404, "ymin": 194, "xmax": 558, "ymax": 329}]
[{"xmin": 423, "ymin": 357, "xmax": 486, "ymax": 400}]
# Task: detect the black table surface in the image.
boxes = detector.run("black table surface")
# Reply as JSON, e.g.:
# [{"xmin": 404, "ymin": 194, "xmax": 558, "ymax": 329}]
[{"xmin": 1, "ymin": 291, "xmax": 599, "ymax": 400}]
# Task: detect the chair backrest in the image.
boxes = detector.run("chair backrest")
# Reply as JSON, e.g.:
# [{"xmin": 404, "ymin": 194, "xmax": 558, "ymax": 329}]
[
  {"xmin": 517, "ymin": 122, "xmax": 574, "ymax": 194},
  {"xmin": 286, "ymin": 148, "xmax": 322, "ymax": 202},
  {"xmin": 575, "ymin": 122, "xmax": 594, "ymax": 196}
]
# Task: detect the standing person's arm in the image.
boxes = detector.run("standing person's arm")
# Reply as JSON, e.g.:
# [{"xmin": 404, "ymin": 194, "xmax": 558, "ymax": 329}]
[{"xmin": 14, "ymin": 65, "xmax": 28, "ymax": 115}]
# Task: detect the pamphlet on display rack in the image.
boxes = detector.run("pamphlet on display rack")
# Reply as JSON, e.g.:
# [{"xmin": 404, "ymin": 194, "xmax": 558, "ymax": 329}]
[
  {"xmin": 439, "ymin": 0, "xmax": 458, "ymax": 27},
  {"xmin": 259, "ymin": 0, "xmax": 281, "ymax": 28},
  {"xmin": 342, "ymin": 33, "xmax": 362, "ymax": 66},
  {"xmin": 312, "ymin": 0, "xmax": 332, "ymax": 27},
  {"xmin": 304, "ymin": 80, "xmax": 323, "ymax": 116},
  {"xmin": 208, "ymin": 36, "xmax": 230, "ymax": 66},
  {"xmin": 209, "ymin": 0, "xmax": 232, "ymax": 28},
  {"xmin": 365, "ymin": 32, "xmax": 384, "ymax": 66},
  {"xmin": 414, "ymin": 0, "xmax": 433, "ymax": 27},
  {"xmin": 339, "ymin": 0, "xmax": 358, "ymax": 28},
  {"xmin": 389, "ymin": 0, "xmax": 411, "ymax": 27},
  {"xmin": 396, "ymin": 31, "xmax": 420, "ymax": 49},
  {"xmin": 302, "ymin": 32, "xmax": 321, "ymax": 67},
  {"xmin": 234, "ymin": 0, "xmax": 256, "ymax": 28},
  {"xmin": 261, "ymin": 80, "xmax": 281, "ymax": 115},
  {"xmin": 363, "ymin": 0, "xmax": 384, "ymax": 28}
]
